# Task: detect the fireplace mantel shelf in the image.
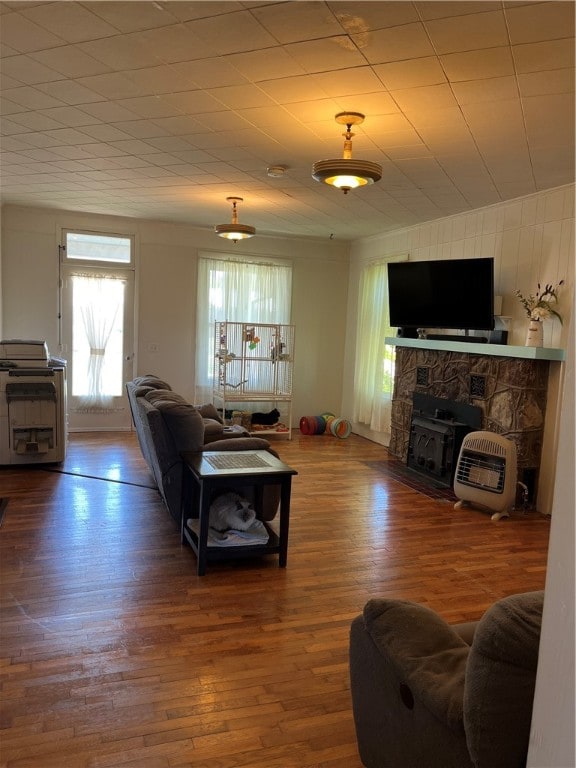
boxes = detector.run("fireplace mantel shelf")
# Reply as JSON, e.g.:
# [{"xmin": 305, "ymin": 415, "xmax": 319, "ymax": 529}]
[{"xmin": 385, "ymin": 337, "xmax": 565, "ymax": 362}]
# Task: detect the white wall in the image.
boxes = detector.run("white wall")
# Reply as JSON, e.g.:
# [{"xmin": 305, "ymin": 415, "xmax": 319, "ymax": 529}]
[
  {"xmin": 342, "ymin": 184, "xmax": 575, "ymax": 514},
  {"xmin": 0, "ymin": 204, "xmax": 350, "ymax": 425},
  {"xmin": 527, "ymin": 317, "xmax": 575, "ymax": 768}
]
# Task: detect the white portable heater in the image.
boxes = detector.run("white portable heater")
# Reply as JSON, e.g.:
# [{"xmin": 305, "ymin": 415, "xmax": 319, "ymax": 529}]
[{"xmin": 453, "ymin": 431, "xmax": 517, "ymax": 521}]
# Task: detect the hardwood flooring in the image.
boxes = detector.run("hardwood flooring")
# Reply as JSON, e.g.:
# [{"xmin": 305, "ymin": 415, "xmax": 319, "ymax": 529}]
[{"xmin": 0, "ymin": 432, "xmax": 550, "ymax": 768}]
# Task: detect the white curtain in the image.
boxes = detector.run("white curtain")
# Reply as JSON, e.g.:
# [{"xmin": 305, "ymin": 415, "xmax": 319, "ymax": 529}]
[
  {"xmin": 353, "ymin": 258, "xmax": 405, "ymax": 435},
  {"xmin": 73, "ymin": 274, "xmax": 124, "ymax": 409},
  {"xmin": 195, "ymin": 255, "xmax": 292, "ymax": 403}
]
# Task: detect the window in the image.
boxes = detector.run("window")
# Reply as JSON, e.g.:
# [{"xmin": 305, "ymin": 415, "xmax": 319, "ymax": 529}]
[
  {"xmin": 353, "ymin": 256, "xmax": 406, "ymax": 435},
  {"xmin": 195, "ymin": 255, "xmax": 292, "ymax": 403}
]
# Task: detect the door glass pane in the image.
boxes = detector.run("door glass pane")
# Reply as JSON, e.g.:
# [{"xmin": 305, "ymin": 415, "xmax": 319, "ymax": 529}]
[
  {"xmin": 72, "ymin": 276, "xmax": 125, "ymax": 399},
  {"xmin": 66, "ymin": 232, "xmax": 131, "ymax": 264}
]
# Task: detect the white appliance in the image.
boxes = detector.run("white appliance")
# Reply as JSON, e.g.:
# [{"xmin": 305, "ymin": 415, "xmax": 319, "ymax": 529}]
[
  {"xmin": 0, "ymin": 340, "xmax": 67, "ymax": 464},
  {"xmin": 453, "ymin": 431, "xmax": 517, "ymax": 521}
]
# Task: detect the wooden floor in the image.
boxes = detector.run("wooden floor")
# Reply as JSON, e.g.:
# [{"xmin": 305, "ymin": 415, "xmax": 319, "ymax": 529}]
[{"xmin": 0, "ymin": 432, "xmax": 550, "ymax": 768}]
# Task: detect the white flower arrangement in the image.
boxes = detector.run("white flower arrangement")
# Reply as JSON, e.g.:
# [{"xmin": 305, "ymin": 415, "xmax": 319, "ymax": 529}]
[{"xmin": 515, "ymin": 281, "xmax": 564, "ymax": 324}]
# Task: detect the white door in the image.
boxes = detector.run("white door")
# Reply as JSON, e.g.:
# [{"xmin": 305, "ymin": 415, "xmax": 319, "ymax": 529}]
[{"xmin": 60, "ymin": 230, "xmax": 136, "ymax": 431}]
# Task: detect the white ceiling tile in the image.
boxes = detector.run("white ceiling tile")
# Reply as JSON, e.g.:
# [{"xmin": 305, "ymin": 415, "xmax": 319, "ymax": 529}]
[
  {"xmin": 331, "ymin": 1, "xmax": 420, "ymax": 31},
  {"xmin": 113, "ymin": 120, "xmax": 171, "ymax": 139},
  {"xmin": 505, "ymin": 2, "xmax": 575, "ymax": 45},
  {"xmin": 518, "ymin": 68, "xmax": 575, "ymax": 98},
  {"xmin": 143, "ymin": 136, "xmax": 198, "ymax": 152},
  {"xmin": 78, "ymin": 123, "xmax": 136, "ymax": 142},
  {"xmin": 391, "ymin": 83, "xmax": 459, "ymax": 114},
  {"xmin": 353, "ymin": 22, "xmax": 434, "ymax": 64},
  {"xmin": 78, "ymin": 34, "xmax": 166, "ymax": 71},
  {"xmin": 108, "ymin": 138, "xmax": 160, "ymax": 155},
  {"xmin": 184, "ymin": 10, "xmax": 277, "ymax": 55},
  {"xmin": 523, "ymin": 93, "xmax": 575, "ymax": 147},
  {"xmin": 145, "ymin": 116, "xmax": 205, "ymax": 136},
  {"xmin": 43, "ymin": 127, "xmax": 102, "ymax": 145},
  {"xmin": 226, "ymin": 48, "xmax": 307, "ymax": 82},
  {"xmin": 111, "ymin": 96, "xmax": 183, "ymax": 120},
  {"xmin": 34, "ymin": 80, "xmax": 106, "ymax": 106},
  {"xmin": 2, "ymin": 85, "xmax": 66, "ymax": 110},
  {"xmin": 373, "ymin": 56, "xmax": 446, "ymax": 90},
  {"xmin": 205, "ymin": 84, "xmax": 276, "ymax": 110},
  {"xmin": 0, "ymin": 74, "xmax": 25, "ymax": 90},
  {"xmin": 172, "ymin": 58, "xmax": 248, "ymax": 89},
  {"xmin": 250, "ymin": 3, "xmax": 344, "ymax": 44},
  {"xmin": 124, "ymin": 66, "xmax": 198, "ymax": 97},
  {"xmin": 195, "ymin": 111, "xmax": 255, "ymax": 132},
  {"xmin": 75, "ymin": 73, "xmax": 147, "ymax": 101},
  {"xmin": 284, "ymin": 37, "xmax": 367, "ymax": 74},
  {"xmin": 312, "ymin": 66, "xmax": 385, "ymax": 97},
  {"xmin": 512, "ymin": 39, "xmax": 575, "ymax": 74},
  {"xmin": 139, "ymin": 23, "xmax": 219, "ymax": 64},
  {"xmin": 81, "ymin": 1, "xmax": 181, "ymax": 33},
  {"xmin": 441, "ymin": 47, "xmax": 515, "ymax": 82},
  {"xmin": 30, "ymin": 46, "xmax": 113, "ymax": 79},
  {"xmin": 0, "ymin": 10, "xmax": 66, "ymax": 53},
  {"xmin": 79, "ymin": 101, "xmax": 143, "ymax": 123},
  {"xmin": 8, "ymin": 111, "xmax": 67, "ymax": 131},
  {"xmin": 162, "ymin": 90, "xmax": 227, "ymax": 116},
  {"xmin": 424, "ymin": 10, "xmax": 508, "ymax": 55},
  {"xmin": 19, "ymin": 3, "xmax": 119, "ymax": 43},
  {"xmin": 416, "ymin": 2, "xmax": 502, "ymax": 21},
  {"xmin": 0, "ymin": 54, "xmax": 66, "ymax": 85},
  {"xmin": 38, "ymin": 106, "xmax": 101, "ymax": 128},
  {"xmin": 451, "ymin": 76, "xmax": 518, "ymax": 105},
  {"xmin": 257, "ymin": 74, "xmax": 328, "ymax": 105}
]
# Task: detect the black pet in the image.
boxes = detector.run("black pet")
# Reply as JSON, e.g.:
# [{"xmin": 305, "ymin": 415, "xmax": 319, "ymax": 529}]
[{"xmin": 251, "ymin": 408, "xmax": 280, "ymax": 425}]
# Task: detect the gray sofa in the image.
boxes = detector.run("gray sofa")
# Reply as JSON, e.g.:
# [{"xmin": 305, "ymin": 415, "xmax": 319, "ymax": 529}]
[
  {"xmin": 126, "ymin": 375, "xmax": 280, "ymax": 523},
  {"xmin": 349, "ymin": 590, "xmax": 544, "ymax": 768}
]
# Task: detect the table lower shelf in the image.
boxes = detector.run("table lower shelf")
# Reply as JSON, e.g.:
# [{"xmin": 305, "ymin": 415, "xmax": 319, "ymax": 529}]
[{"xmin": 182, "ymin": 518, "xmax": 282, "ymax": 563}]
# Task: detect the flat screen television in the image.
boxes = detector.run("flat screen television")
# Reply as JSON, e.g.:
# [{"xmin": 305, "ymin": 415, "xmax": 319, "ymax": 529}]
[{"xmin": 387, "ymin": 257, "xmax": 495, "ymax": 332}]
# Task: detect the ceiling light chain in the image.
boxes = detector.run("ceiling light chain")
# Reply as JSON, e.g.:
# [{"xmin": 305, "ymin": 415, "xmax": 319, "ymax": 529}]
[
  {"xmin": 312, "ymin": 111, "xmax": 382, "ymax": 194},
  {"xmin": 214, "ymin": 197, "xmax": 256, "ymax": 244}
]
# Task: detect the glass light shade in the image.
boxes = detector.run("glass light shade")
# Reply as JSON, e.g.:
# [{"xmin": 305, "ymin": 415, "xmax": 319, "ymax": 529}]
[
  {"xmin": 214, "ymin": 224, "xmax": 256, "ymax": 241},
  {"xmin": 312, "ymin": 159, "xmax": 382, "ymax": 194}
]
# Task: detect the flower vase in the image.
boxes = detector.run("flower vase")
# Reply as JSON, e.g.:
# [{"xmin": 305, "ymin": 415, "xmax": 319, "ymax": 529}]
[{"xmin": 525, "ymin": 319, "xmax": 544, "ymax": 347}]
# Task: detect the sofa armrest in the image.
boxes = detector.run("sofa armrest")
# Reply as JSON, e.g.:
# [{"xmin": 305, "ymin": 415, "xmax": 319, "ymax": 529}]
[
  {"xmin": 203, "ymin": 437, "xmax": 272, "ymax": 452},
  {"xmin": 361, "ymin": 599, "xmax": 470, "ymax": 731}
]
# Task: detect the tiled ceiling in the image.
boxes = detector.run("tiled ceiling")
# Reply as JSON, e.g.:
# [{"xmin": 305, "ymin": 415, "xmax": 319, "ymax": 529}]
[{"xmin": 1, "ymin": 1, "xmax": 574, "ymax": 240}]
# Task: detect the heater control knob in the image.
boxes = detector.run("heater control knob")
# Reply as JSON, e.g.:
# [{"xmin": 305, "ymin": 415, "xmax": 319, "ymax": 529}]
[
  {"xmin": 417, "ymin": 455, "xmax": 425, "ymax": 466},
  {"xmin": 426, "ymin": 458, "xmax": 435, "ymax": 470}
]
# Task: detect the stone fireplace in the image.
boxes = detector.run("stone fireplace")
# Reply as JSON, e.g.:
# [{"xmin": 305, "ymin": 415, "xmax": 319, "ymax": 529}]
[{"xmin": 388, "ymin": 341, "xmax": 558, "ymax": 504}]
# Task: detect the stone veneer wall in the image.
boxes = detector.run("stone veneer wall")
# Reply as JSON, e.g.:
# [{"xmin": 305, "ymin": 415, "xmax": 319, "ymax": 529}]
[{"xmin": 389, "ymin": 347, "xmax": 550, "ymax": 491}]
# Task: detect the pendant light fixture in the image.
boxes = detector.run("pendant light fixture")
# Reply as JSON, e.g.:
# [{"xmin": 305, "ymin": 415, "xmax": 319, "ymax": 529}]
[
  {"xmin": 214, "ymin": 197, "xmax": 256, "ymax": 243},
  {"xmin": 312, "ymin": 112, "xmax": 382, "ymax": 194}
]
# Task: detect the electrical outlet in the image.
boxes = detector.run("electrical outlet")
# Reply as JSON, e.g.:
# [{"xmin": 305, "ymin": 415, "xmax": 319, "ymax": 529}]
[{"xmin": 148, "ymin": 343, "xmax": 159, "ymax": 353}]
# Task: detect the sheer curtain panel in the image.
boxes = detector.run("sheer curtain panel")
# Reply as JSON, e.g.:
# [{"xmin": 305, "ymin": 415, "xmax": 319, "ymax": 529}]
[
  {"xmin": 353, "ymin": 257, "xmax": 406, "ymax": 436},
  {"xmin": 195, "ymin": 255, "xmax": 292, "ymax": 403}
]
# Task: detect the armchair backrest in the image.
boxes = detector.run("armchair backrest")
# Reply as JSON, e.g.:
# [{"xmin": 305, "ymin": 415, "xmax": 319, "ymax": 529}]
[{"xmin": 464, "ymin": 591, "xmax": 544, "ymax": 768}]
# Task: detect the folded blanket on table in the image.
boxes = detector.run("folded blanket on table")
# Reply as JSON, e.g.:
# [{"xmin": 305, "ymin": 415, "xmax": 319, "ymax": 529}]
[{"xmin": 187, "ymin": 519, "xmax": 270, "ymax": 547}]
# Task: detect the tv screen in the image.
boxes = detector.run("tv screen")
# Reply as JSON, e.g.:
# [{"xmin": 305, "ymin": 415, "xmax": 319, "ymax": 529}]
[{"xmin": 387, "ymin": 257, "xmax": 495, "ymax": 331}]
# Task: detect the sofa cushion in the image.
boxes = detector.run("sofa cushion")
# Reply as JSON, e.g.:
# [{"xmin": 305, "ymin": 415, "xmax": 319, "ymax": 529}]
[
  {"xmin": 133, "ymin": 374, "xmax": 172, "ymax": 391},
  {"xmin": 144, "ymin": 391, "xmax": 204, "ymax": 453},
  {"xmin": 196, "ymin": 402, "xmax": 223, "ymax": 424},
  {"xmin": 203, "ymin": 418, "xmax": 225, "ymax": 441}
]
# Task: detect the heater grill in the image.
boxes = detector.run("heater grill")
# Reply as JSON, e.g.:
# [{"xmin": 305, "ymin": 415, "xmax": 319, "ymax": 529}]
[{"xmin": 453, "ymin": 431, "xmax": 517, "ymax": 521}]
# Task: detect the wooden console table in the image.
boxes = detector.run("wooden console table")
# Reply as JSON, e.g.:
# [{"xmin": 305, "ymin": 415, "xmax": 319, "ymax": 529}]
[{"xmin": 180, "ymin": 450, "xmax": 297, "ymax": 576}]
